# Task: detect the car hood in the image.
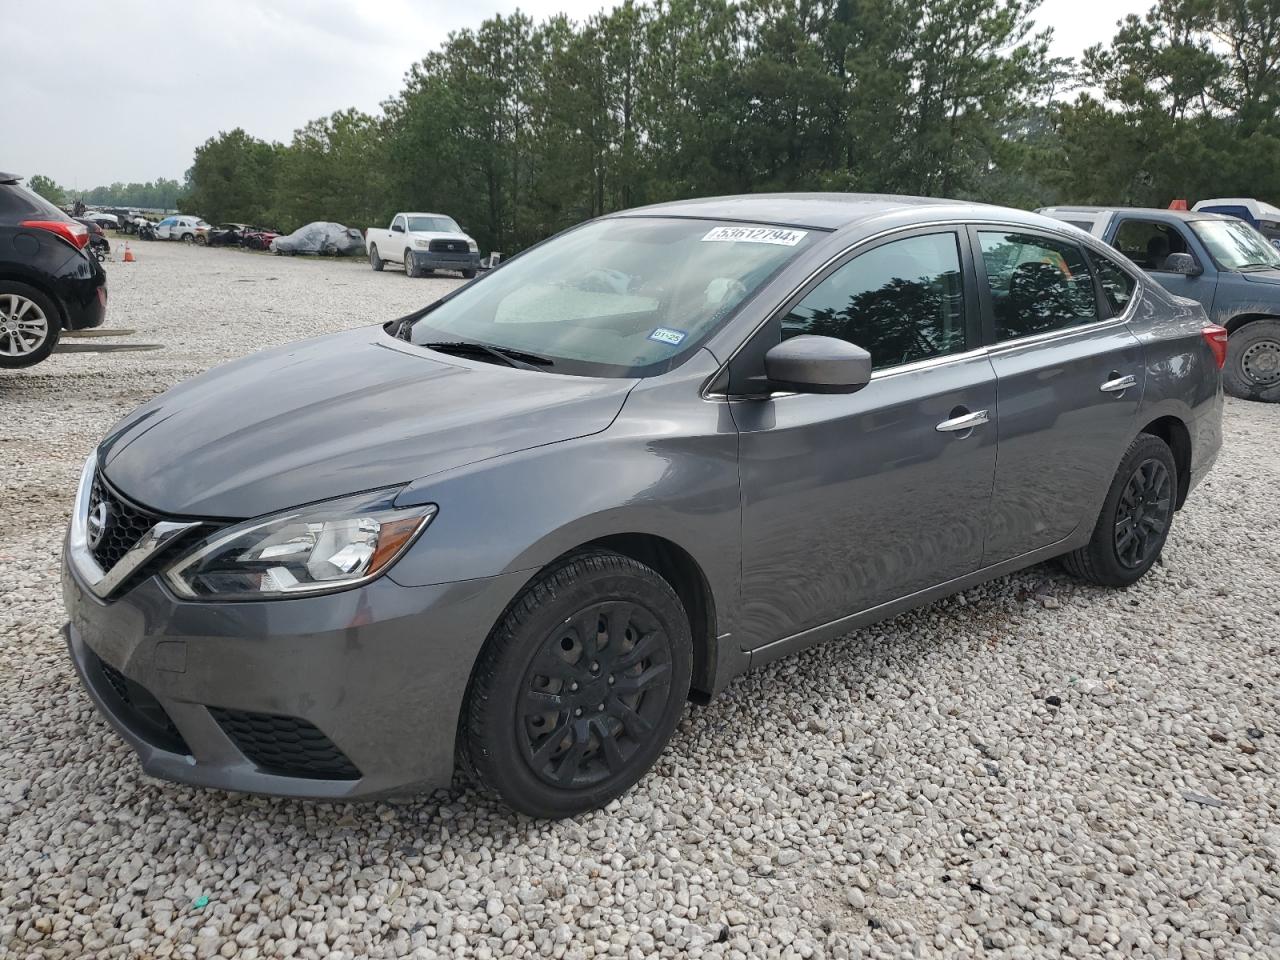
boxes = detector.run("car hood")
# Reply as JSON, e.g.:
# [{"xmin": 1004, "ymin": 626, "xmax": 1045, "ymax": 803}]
[
  {"xmin": 1240, "ymin": 268, "xmax": 1280, "ymax": 286},
  {"xmin": 99, "ymin": 327, "xmax": 635, "ymax": 518},
  {"xmin": 406, "ymin": 230, "xmax": 473, "ymax": 244}
]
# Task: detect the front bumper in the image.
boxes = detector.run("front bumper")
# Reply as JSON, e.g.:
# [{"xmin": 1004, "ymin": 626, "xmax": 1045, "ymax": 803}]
[
  {"xmin": 62, "ymin": 549, "xmax": 529, "ymax": 799},
  {"xmin": 409, "ymin": 249, "xmax": 480, "ymax": 271}
]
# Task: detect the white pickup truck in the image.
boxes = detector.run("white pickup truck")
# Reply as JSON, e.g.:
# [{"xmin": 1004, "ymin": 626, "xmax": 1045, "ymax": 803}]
[{"xmin": 365, "ymin": 212, "xmax": 480, "ymax": 279}]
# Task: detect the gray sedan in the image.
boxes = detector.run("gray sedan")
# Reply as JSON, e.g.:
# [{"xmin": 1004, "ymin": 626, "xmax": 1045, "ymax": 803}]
[{"xmin": 62, "ymin": 195, "xmax": 1225, "ymax": 818}]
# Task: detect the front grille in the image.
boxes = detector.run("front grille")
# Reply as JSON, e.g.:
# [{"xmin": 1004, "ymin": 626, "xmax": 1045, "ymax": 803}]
[
  {"xmin": 88, "ymin": 472, "xmax": 162, "ymax": 571},
  {"xmin": 209, "ymin": 708, "xmax": 361, "ymax": 780},
  {"xmin": 91, "ymin": 654, "xmax": 191, "ymax": 755},
  {"xmin": 428, "ymin": 239, "xmax": 469, "ymax": 254}
]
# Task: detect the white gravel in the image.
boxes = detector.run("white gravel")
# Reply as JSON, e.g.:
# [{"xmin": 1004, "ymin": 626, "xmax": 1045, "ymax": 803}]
[{"xmin": 2, "ymin": 239, "xmax": 1278, "ymax": 959}]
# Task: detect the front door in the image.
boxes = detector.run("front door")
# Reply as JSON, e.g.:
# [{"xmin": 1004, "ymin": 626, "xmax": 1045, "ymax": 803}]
[
  {"xmin": 1110, "ymin": 217, "xmax": 1217, "ymax": 309},
  {"xmin": 731, "ymin": 229, "xmax": 999, "ymax": 650},
  {"xmin": 971, "ymin": 227, "xmax": 1144, "ymax": 564}
]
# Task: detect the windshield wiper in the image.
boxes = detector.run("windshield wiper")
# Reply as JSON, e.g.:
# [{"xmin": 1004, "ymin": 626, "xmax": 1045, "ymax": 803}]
[
  {"xmin": 423, "ymin": 341, "xmax": 555, "ymax": 371},
  {"xmin": 1235, "ymin": 262, "xmax": 1278, "ymax": 272}
]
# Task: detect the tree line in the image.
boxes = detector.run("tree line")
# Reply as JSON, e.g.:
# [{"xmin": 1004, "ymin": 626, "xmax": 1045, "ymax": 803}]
[{"xmin": 28, "ymin": 0, "xmax": 1280, "ymax": 254}]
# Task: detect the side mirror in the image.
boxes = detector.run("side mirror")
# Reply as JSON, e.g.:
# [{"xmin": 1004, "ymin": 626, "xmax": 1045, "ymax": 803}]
[
  {"xmin": 763, "ymin": 335, "xmax": 872, "ymax": 395},
  {"xmin": 391, "ymin": 223, "xmax": 404, "ymax": 234},
  {"xmin": 1165, "ymin": 252, "xmax": 1201, "ymax": 276}
]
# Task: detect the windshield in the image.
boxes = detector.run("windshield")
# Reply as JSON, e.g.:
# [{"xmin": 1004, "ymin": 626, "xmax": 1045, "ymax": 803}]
[
  {"xmin": 407, "ymin": 215, "xmax": 461, "ymax": 233},
  {"xmin": 407, "ymin": 217, "xmax": 819, "ymax": 376},
  {"xmin": 1190, "ymin": 219, "xmax": 1280, "ymax": 271}
]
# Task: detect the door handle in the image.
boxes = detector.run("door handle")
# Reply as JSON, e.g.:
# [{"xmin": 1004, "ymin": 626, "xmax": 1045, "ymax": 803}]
[
  {"xmin": 935, "ymin": 409, "xmax": 990, "ymax": 433},
  {"xmin": 1099, "ymin": 374, "xmax": 1137, "ymax": 394}
]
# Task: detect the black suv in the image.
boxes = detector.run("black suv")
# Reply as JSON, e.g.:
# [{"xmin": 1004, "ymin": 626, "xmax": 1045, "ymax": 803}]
[{"xmin": 1, "ymin": 173, "xmax": 108, "ymax": 368}]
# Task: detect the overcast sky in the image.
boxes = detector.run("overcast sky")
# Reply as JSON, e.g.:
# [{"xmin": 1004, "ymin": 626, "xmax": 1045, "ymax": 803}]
[{"xmin": 3, "ymin": 0, "xmax": 1150, "ymax": 189}]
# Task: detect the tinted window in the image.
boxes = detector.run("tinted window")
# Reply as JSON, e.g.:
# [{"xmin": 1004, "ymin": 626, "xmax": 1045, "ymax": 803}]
[
  {"xmin": 978, "ymin": 232, "xmax": 1098, "ymax": 341},
  {"xmin": 1091, "ymin": 252, "xmax": 1137, "ymax": 314},
  {"xmin": 0, "ymin": 182, "xmax": 66, "ymax": 221},
  {"xmin": 1112, "ymin": 219, "xmax": 1192, "ymax": 271},
  {"xmin": 779, "ymin": 233, "xmax": 966, "ymax": 369}
]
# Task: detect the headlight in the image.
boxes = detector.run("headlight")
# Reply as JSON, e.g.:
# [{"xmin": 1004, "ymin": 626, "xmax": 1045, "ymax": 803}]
[
  {"xmin": 165, "ymin": 489, "xmax": 435, "ymax": 600},
  {"xmin": 467, "ymin": 240, "xmax": 479, "ymax": 253},
  {"xmin": 413, "ymin": 238, "xmax": 429, "ymax": 248}
]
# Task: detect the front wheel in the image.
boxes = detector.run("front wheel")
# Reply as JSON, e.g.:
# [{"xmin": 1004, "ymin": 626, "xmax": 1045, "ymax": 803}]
[
  {"xmin": 1222, "ymin": 319, "xmax": 1280, "ymax": 402},
  {"xmin": 195, "ymin": 235, "xmax": 207, "ymax": 247},
  {"xmin": 1062, "ymin": 433, "xmax": 1177, "ymax": 587},
  {"xmin": 462, "ymin": 268, "xmax": 477, "ymax": 279},
  {"xmin": 464, "ymin": 551, "xmax": 693, "ymax": 818},
  {"xmin": 370, "ymin": 245, "xmax": 383, "ymax": 271},
  {"xmin": 404, "ymin": 251, "xmax": 419, "ymax": 278},
  {"xmin": 0, "ymin": 283, "xmax": 62, "ymax": 369}
]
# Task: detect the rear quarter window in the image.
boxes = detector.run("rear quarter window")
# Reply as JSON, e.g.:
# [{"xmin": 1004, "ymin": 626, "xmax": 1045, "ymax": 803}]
[{"xmin": 1090, "ymin": 252, "xmax": 1138, "ymax": 314}]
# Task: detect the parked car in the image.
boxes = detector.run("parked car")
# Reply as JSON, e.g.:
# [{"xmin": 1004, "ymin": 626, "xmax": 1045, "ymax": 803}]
[
  {"xmin": 74, "ymin": 218, "xmax": 110, "ymax": 261},
  {"xmin": 63, "ymin": 195, "xmax": 1223, "ymax": 817},
  {"xmin": 154, "ymin": 215, "xmax": 211, "ymax": 244},
  {"xmin": 1191, "ymin": 197, "xmax": 1280, "ymax": 244},
  {"xmin": 270, "ymin": 221, "xmax": 365, "ymax": 256},
  {"xmin": 207, "ymin": 223, "xmax": 251, "ymax": 247},
  {"xmin": 1039, "ymin": 206, "xmax": 1280, "ymax": 402},
  {"xmin": 1, "ymin": 172, "xmax": 107, "ymax": 368},
  {"xmin": 240, "ymin": 227, "xmax": 280, "ymax": 251},
  {"xmin": 82, "ymin": 211, "xmax": 119, "ymax": 230},
  {"xmin": 366, "ymin": 212, "xmax": 480, "ymax": 278}
]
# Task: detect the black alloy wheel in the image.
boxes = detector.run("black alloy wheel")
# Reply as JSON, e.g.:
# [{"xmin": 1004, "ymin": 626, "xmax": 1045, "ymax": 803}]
[
  {"xmin": 464, "ymin": 551, "xmax": 692, "ymax": 818},
  {"xmin": 519, "ymin": 600, "xmax": 674, "ymax": 789},
  {"xmin": 1113, "ymin": 458, "xmax": 1173, "ymax": 569}
]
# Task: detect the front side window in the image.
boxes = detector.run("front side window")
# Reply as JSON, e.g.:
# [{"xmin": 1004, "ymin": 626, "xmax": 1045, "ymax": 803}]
[
  {"xmin": 1190, "ymin": 219, "xmax": 1280, "ymax": 271},
  {"xmin": 1112, "ymin": 219, "xmax": 1192, "ymax": 271},
  {"xmin": 779, "ymin": 232, "xmax": 967, "ymax": 369},
  {"xmin": 979, "ymin": 231, "xmax": 1098, "ymax": 341},
  {"xmin": 408, "ymin": 217, "xmax": 819, "ymax": 377},
  {"xmin": 1091, "ymin": 252, "xmax": 1137, "ymax": 314}
]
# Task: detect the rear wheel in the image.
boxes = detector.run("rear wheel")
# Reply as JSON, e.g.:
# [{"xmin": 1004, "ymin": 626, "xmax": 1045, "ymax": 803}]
[
  {"xmin": 0, "ymin": 283, "xmax": 62, "ymax": 369},
  {"xmin": 465, "ymin": 551, "xmax": 692, "ymax": 818},
  {"xmin": 181, "ymin": 233, "xmax": 194, "ymax": 245},
  {"xmin": 1222, "ymin": 319, "xmax": 1280, "ymax": 402},
  {"xmin": 369, "ymin": 245, "xmax": 383, "ymax": 271},
  {"xmin": 1062, "ymin": 433, "xmax": 1177, "ymax": 587}
]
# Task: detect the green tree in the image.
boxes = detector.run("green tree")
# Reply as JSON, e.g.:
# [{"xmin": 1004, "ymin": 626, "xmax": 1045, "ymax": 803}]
[{"xmin": 26, "ymin": 174, "xmax": 66, "ymax": 206}]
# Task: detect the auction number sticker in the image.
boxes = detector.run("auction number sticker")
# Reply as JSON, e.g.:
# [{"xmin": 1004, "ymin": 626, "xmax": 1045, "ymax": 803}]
[{"xmin": 701, "ymin": 226, "xmax": 808, "ymax": 246}]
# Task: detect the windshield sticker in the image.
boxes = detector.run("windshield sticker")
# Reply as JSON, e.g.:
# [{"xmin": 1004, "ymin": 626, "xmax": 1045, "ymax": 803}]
[
  {"xmin": 701, "ymin": 226, "xmax": 808, "ymax": 246},
  {"xmin": 648, "ymin": 327, "xmax": 687, "ymax": 346}
]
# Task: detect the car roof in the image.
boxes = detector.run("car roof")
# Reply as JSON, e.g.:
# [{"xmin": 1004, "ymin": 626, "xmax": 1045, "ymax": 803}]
[
  {"xmin": 610, "ymin": 192, "xmax": 1003, "ymax": 230},
  {"xmin": 401, "ymin": 212, "xmax": 454, "ymax": 218},
  {"xmin": 1193, "ymin": 197, "xmax": 1280, "ymax": 218},
  {"xmin": 1038, "ymin": 205, "xmax": 1235, "ymax": 223}
]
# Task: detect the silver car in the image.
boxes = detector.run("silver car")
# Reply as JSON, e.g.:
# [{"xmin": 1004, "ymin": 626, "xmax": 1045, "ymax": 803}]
[{"xmin": 62, "ymin": 195, "xmax": 1225, "ymax": 817}]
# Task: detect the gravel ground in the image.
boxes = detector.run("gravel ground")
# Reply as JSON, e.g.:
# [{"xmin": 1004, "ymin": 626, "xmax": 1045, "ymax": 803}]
[{"xmin": 2, "ymin": 239, "xmax": 1278, "ymax": 960}]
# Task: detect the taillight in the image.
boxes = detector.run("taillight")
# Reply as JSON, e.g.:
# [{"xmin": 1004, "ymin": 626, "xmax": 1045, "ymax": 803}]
[
  {"xmin": 1201, "ymin": 325, "xmax": 1229, "ymax": 369},
  {"xmin": 20, "ymin": 219, "xmax": 90, "ymax": 250}
]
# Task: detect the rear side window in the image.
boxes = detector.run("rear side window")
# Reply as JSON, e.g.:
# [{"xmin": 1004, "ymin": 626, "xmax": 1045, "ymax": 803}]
[
  {"xmin": 1091, "ymin": 252, "xmax": 1137, "ymax": 314},
  {"xmin": 780, "ymin": 232, "xmax": 967, "ymax": 369},
  {"xmin": 0, "ymin": 182, "xmax": 66, "ymax": 220},
  {"xmin": 978, "ymin": 231, "xmax": 1098, "ymax": 341}
]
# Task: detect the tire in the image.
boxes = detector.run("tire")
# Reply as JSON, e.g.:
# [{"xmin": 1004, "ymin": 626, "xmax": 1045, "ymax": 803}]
[
  {"xmin": 1061, "ymin": 433, "xmax": 1177, "ymax": 587},
  {"xmin": 195, "ymin": 235, "xmax": 207, "ymax": 246},
  {"xmin": 464, "ymin": 550, "xmax": 693, "ymax": 818},
  {"xmin": 462, "ymin": 268, "xmax": 477, "ymax": 279},
  {"xmin": 370, "ymin": 245, "xmax": 383, "ymax": 271},
  {"xmin": 404, "ymin": 251, "xmax": 419, "ymax": 278},
  {"xmin": 1222, "ymin": 319, "xmax": 1280, "ymax": 403},
  {"xmin": 0, "ymin": 282, "xmax": 62, "ymax": 369}
]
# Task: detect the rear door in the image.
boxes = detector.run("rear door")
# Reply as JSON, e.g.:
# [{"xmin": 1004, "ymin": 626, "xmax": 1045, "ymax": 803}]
[
  {"xmin": 971, "ymin": 226, "xmax": 1144, "ymax": 564},
  {"xmin": 731, "ymin": 227, "xmax": 998, "ymax": 649}
]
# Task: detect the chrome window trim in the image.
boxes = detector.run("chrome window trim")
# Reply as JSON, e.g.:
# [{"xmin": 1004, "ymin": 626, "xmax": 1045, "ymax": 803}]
[{"xmin": 701, "ymin": 215, "xmax": 1146, "ymax": 400}]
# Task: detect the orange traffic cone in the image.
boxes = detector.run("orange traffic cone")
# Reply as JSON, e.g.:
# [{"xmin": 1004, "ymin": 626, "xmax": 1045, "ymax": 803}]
[{"xmin": 122, "ymin": 243, "xmax": 135, "ymax": 263}]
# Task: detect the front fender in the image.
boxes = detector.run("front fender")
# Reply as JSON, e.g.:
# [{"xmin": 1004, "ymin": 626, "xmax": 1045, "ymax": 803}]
[{"xmin": 386, "ymin": 354, "xmax": 743, "ymax": 637}]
